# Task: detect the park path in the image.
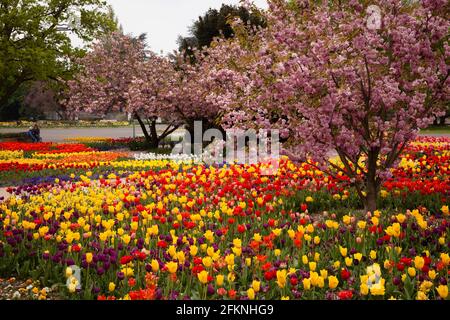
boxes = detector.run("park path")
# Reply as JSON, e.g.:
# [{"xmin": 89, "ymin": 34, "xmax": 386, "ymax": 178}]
[
  {"xmin": 0, "ymin": 126, "xmax": 186, "ymax": 142},
  {"xmin": 1, "ymin": 127, "xmax": 448, "ymax": 143}
]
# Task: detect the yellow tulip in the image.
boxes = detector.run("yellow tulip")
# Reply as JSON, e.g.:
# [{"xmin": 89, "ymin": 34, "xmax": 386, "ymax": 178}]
[
  {"xmin": 216, "ymin": 275, "xmax": 224, "ymax": 286},
  {"xmin": 339, "ymin": 246, "xmax": 348, "ymax": 257},
  {"xmin": 345, "ymin": 257, "xmax": 353, "ymax": 266},
  {"xmin": 276, "ymin": 269, "xmax": 287, "ymax": 288},
  {"xmin": 190, "ymin": 245, "xmax": 198, "ymax": 256},
  {"xmin": 328, "ymin": 276, "xmax": 339, "ymax": 289},
  {"xmin": 357, "ymin": 221, "xmax": 366, "ymax": 230},
  {"xmin": 225, "ymin": 254, "xmax": 235, "ymax": 266},
  {"xmin": 252, "ymin": 280, "xmax": 261, "ymax": 292},
  {"xmin": 202, "ymin": 256, "xmax": 213, "ymax": 268},
  {"xmin": 436, "ymin": 285, "xmax": 448, "ymax": 299},
  {"xmin": 314, "ymin": 252, "xmax": 320, "ymax": 262},
  {"xmin": 197, "ymin": 270, "xmax": 209, "ymax": 284},
  {"xmin": 310, "ymin": 272, "xmax": 319, "ymax": 286},
  {"xmin": 108, "ymin": 282, "xmax": 116, "ymax": 292},
  {"xmin": 396, "ymin": 214, "xmax": 406, "ymax": 223},
  {"xmin": 441, "ymin": 253, "xmax": 450, "ymax": 266},
  {"xmin": 342, "ymin": 215, "xmax": 351, "ymax": 225},
  {"xmin": 371, "ymin": 216, "xmax": 379, "ymax": 226},
  {"xmin": 302, "ymin": 255, "xmax": 309, "ymax": 265},
  {"xmin": 370, "ymin": 283, "xmax": 385, "ymax": 296},
  {"xmin": 122, "ymin": 234, "xmax": 131, "ymax": 245},
  {"xmin": 302, "ymin": 278, "xmax": 311, "ymax": 290},
  {"xmin": 414, "ymin": 256, "xmax": 425, "ymax": 269},
  {"xmin": 85, "ymin": 252, "xmax": 93, "ymax": 264},
  {"xmin": 247, "ymin": 288, "xmax": 255, "ymax": 300},
  {"xmin": 428, "ymin": 270, "xmax": 436, "ymax": 280},
  {"xmin": 416, "ymin": 291, "xmax": 428, "ymax": 300},
  {"xmin": 151, "ymin": 259, "xmax": 159, "ymax": 272},
  {"xmin": 166, "ymin": 261, "xmax": 178, "ymax": 274},
  {"xmin": 360, "ymin": 283, "xmax": 369, "ymax": 296},
  {"xmin": 313, "ymin": 236, "xmax": 320, "ymax": 245},
  {"xmin": 354, "ymin": 253, "xmax": 362, "ymax": 261}
]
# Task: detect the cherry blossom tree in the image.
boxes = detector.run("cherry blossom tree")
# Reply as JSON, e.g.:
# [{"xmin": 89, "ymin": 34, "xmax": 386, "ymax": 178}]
[
  {"xmin": 126, "ymin": 45, "xmax": 227, "ymax": 148},
  {"xmin": 126, "ymin": 52, "xmax": 181, "ymax": 148},
  {"xmin": 210, "ymin": 0, "xmax": 449, "ymax": 211},
  {"xmin": 162, "ymin": 43, "xmax": 239, "ymax": 144},
  {"xmin": 64, "ymin": 32, "xmax": 179, "ymax": 148}
]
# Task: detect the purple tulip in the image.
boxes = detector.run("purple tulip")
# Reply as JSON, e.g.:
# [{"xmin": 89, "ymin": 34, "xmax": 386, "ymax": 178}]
[{"xmin": 207, "ymin": 284, "xmax": 215, "ymax": 296}]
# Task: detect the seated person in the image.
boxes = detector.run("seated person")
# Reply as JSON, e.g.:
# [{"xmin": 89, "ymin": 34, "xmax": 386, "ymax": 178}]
[{"xmin": 27, "ymin": 124, "xmax": 41, "ymax": 142}]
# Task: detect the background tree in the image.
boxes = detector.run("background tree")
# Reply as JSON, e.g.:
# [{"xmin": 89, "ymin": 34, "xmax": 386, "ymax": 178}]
[
  {"xmin": 177, "ymin": 4, "xmax": 266, "ymax": 61},
  {"xmin": 23, "ymin": 81, "xmax": 67, "ymax": 120},
  {"xmin": 210, "ymin": 0, "xmax": 449, "ymax": 211},
  {"xmin": 0, "ymin": 0, "xmax": 116, "ymax": 114}
]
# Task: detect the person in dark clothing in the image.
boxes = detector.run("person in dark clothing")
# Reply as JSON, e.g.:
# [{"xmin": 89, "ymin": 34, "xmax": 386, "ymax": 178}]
[{"xmin": 27, "ymin": 123, "xmax": 41, "ymax": 142}]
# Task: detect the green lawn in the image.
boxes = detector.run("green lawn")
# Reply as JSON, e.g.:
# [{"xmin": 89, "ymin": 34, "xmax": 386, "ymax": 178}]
[{"xmin": 420, "ymin": 125, "xmax": 450, "ymax": 135}]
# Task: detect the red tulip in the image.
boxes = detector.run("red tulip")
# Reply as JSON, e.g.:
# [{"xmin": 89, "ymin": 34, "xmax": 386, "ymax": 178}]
[
  {"xmin": 157, "ymin": 240, "xmax": 167, "ymax": 248},
  {"xmin": 290, "ymin": 277, "xmax": 298, "ymax": 286},
  {"xmin": 120, "ymin": 255, "xmax": 133, "ymax": 265},
  {"xmin": 338, "ymin": 290, "xmax": 353, "ymax": 300},
  {"xmin": 341, "ymin": 269, "xmax": 351, "ymax": 281},
  {"xmin": 400, "ymin": 257, "xmax": 412, "ymax": 266},
  {"xmin": 128, "ymin": 278, "xmax": 136, "ymax": 287}
]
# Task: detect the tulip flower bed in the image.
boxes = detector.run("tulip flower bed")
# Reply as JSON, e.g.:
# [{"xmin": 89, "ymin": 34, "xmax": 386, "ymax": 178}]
[
  {"xmin": 0, "ymin": 144, "xmax": 133, "ymax": 187},
  {"xmin": 64, "ymin": 137, "xmax": 145, "ymax": 151},
  {"xmin": 0, "ymin": 138, "xmax": 448, "ymax": 300},
  {"xmin": 65, "ymin": 137, "xmax": 182, "ymax": 152},
  {"xmin": 0, "ymin": 142, "xmax": 94, "ymax": 153}
]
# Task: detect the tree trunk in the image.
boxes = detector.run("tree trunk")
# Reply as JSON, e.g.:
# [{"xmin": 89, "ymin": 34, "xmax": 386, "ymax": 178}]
[
  {"xmin": 134, "ymin": 114, "xmax": 160, "ymax": 149},
  {"xmin": 364, "ymin": 149, "xmax": 380, "ymax": 213},
  {"xmin": 0, "ymin": 95, "xmax": 11, "ymax": 113},
  {"xmin": 148, "ymin": 117, "xmax": 160, "ymax": 148},
  {"xmin": 365, "ymin": 180, "xmax": 378, "ymax": 213},
  {"xmin": 135, "ymin": 113, "xmax": 151, "ymax": 142}
]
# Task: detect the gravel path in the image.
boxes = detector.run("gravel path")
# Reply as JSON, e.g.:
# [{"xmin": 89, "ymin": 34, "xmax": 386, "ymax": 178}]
[
  {"xmin": 1, "ymin": 126, "xmax": 447, "ymax": 143},
  {"xmin": 0, "ymin": 126, "xmax": 186, "ymax": 143}
]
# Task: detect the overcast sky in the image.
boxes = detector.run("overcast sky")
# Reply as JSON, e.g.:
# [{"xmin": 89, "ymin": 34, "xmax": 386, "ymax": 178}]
[{"xmin": 104, "ymin": 0, "xmax": 268, "ymax": 54}]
